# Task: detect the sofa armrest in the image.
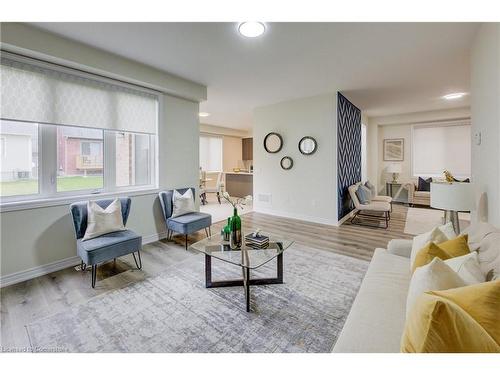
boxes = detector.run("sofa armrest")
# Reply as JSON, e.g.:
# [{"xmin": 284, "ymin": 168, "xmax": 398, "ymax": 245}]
[
  {"xmin": 387, "ymin": 239, "xmax": 413, "ymax": 258},
  {"xmin": 403, "ymin": 183, "xmax": 415, "ymax": 204}
]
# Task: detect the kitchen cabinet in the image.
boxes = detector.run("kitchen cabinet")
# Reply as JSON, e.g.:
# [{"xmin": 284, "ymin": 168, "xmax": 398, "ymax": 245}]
[{"xmin": 242, "ymin": 137, "xmax": 253, "ymax": 160}]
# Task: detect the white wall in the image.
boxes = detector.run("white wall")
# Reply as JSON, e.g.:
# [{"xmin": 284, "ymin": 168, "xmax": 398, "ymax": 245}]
[
  {"xmin": 0, "ymin": 27, "xmax": 203, "ymax": 281},
  {"xmin": 0, "ymin": 23, "xmax": 206, "ymax": 102},
  {"xmin": 471, "ymin": 23, "xmax": 500, "ymax": 225},
  {"xmin": 253, "ymin": 93, "xmax": 338, "ymax": 225},
  {"xmin": 366, "ymin": 107, "xmax": 471, "ymax": 193}
]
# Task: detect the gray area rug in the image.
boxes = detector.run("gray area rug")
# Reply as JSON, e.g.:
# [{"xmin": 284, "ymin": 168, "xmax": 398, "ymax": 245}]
[{"xmin": 26, "ymin": 245, "xmax": 368, "ymax": 352}]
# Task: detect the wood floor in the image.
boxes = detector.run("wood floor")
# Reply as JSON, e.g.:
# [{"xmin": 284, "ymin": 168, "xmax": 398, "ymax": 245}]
[{"xmin": 0, "ymin": 204, "xmax": 413, "ymax": 349}]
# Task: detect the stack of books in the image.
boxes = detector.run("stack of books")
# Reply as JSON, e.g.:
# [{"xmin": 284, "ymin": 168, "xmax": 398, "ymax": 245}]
[{"xmin": 245, "ymin": 233, "xmax": 269, "ymax": 249}]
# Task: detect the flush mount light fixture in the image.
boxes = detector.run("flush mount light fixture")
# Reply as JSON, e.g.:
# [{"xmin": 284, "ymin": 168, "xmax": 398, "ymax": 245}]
[
  {"xmin": 238, "ymin": 22, "xmax": 266, "ymax": 38},
  {"xmin": 443, "ymin": 92, "xmax": 467, "ymax": 100},
  {"xmin": 198, "ymin": 112, "xmax": 211, "ymax": 117}
]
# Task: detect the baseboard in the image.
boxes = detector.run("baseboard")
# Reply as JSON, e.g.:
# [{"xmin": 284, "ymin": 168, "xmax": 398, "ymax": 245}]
[
  {"xmin": 0, "ymin": 256, "xmax": 81, "ymax": 288},
  {"xmin": 0, "ymin": 231, "xmax": 168, "ymax": 288},
  {"xmin": 253, "ymin": 207, "xmax": 339, "ymax": 226},
  {"xmin": 142, "ymin": 231, "xmax": 168, "ymax": 245}
]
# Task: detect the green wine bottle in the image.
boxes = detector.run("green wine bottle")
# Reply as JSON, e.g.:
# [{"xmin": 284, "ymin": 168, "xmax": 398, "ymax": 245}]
[
  {"xmin": 223, "ymin": 217, "xmax": 231, "ymax": 241},
  {"xmin": 229, "ymin": 207, "xmax": 242, "ymax": 249}
]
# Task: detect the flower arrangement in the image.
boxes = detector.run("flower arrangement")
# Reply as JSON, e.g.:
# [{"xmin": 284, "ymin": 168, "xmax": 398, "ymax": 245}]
[{"xmin": 222, "ymin": 192, "xmax": 252, "ymax": 209}]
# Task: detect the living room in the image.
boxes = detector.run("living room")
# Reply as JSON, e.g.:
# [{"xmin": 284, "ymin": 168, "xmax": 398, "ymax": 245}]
[{"xmin": 1, "ymin": 1, "xmax": 499, "ymax": 373}]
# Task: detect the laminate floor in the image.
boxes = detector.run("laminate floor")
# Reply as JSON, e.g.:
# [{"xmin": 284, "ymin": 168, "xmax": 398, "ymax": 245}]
[{"xmin": 0, "ymin": 204, "xmax": 412, "ymax": 350}]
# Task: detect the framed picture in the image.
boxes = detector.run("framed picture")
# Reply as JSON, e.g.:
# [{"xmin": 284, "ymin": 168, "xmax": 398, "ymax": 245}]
[{"xmin": 383, "ymin": 138, "xmax": 404, "ymax": 161}]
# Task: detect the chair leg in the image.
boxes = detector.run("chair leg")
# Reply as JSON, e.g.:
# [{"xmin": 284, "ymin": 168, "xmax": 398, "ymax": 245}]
[
  {"xmin": 132, "ymin": 250, "xmax": 142, "ymax": 270},
  {"xmin": 91, "ymin": 264, "xmax": 97, "ymax": 288},
  {"xmin": 385, "ymin": 211, "xmax": 389, "ymax": 229},
  {"xmin": 217, "ymin": 192, "xmax": 221, "ymax": 204},
  {"xmin": 81, "ymin": 260, "xmax": 87, "ymax": 271},
  {"xmin": 209, "ymin": 226, "xmax": 211, "ymax": 236},
  {"xmin": 185, "ymin": 234, "xmax": 188, "ymax": 250},
  {"xmin": 205, "ymin": 227, "xmax": 209, "ymax": 237}
]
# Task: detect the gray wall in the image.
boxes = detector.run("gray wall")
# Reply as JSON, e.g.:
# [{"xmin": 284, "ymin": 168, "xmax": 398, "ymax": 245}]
[
  {"xmin": 0, "ymin": 24, "xmax": 203, "ymax": 278},
  {"xmin": 471, "ymin": 23, "xmax": 500, "ymax": 226}
]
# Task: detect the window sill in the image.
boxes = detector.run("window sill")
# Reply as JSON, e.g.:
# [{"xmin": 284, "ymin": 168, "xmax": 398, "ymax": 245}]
[{"xmin": 0, "ymin": 187, "xmax": 159, "ymax": 213}]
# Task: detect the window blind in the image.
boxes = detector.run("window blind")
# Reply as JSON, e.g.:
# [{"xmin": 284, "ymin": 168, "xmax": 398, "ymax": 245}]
[
  {"xmin": 199, "ymin": 135, "xmax": 223, "ymax": 172},
  {"xmin": 1, "ymin": 54, "xmax": 158, "ymax": 134},
  {"xmin": 412, "ymin": 121, "xmax": 471, "ymax": 178}
]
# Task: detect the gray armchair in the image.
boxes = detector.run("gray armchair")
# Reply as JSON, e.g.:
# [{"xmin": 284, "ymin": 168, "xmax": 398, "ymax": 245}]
[
  {"xmin": 69, "ymin": 197, "xmax": 142, "ymax": 288},
  {"xmin": 158, "ymin": 188, "xmax": 212, "ymax": 250}
]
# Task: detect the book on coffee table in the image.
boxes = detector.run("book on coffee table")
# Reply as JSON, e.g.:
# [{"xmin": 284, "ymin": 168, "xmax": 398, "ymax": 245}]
[{"xmin": 245, "ymin": 233, "xmax": 269, "ymax": 249}]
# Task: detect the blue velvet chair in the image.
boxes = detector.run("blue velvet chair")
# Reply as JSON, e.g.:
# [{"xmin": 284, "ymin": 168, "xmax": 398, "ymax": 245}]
[
  {"xmin": 158, "ymin": 188, "xmax": 212, "ymax": 250},
  {"xmin": 69, "ymin": 197, "xmax": 142, "ymax": 288}
]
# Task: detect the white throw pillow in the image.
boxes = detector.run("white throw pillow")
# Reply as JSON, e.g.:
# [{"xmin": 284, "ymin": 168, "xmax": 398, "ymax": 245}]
[
  {"xmin": 171, "ymin": 189, "xmax": 196, "ymax": 218},
  {"xmin": 410, "ymin": 226, "xmax": 449, "ymax": 270},
  {"xmin": 439, "ymin": 221, "xmax": 458, "ymax": 240},
  {"xmin": 83, "ymin": 199, "xmax": 126, "ymax": 241},
  {"xmin": 444, "ymin": 251, "xmax": 485, "ymax": 285},
  {"xmin": 406, "ymin": 257, "xmax": 466, "ymax": 318}
]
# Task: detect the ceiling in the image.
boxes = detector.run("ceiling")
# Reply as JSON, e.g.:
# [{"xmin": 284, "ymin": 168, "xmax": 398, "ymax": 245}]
[{"xmin": 30, "ymin": 22, "xmax": 479, "ymax": 130}]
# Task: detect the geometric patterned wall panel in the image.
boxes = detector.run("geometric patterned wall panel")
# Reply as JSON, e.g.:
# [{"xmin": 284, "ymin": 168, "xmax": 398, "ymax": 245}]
[{"xmin": 337, "ymin": 92, "xmax": 362, "ymax": 220}]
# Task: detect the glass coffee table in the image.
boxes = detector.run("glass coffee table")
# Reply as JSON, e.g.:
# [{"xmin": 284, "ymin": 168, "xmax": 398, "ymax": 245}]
[{"xmin": 191, "ymin": 233, "xmax": 294, "ymax": 312}]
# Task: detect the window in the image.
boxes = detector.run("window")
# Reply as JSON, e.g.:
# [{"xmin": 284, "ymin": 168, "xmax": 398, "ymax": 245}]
[
  {"xmin": 57, "ymin": 126, "xmax": 104, "ymax": 192},
  {"xmin": 199, "ymin": 134, "xmax": 223, "ymax": 172},
  {"xmin": 115, "ymin": 131, "xmax": 154, "ymax": 187},
  {"xmin": 412, "ymin": 121, "xmax": 471, "ymax": 178},
  {"xmin": 0, "ymin": 120, "xmax": 39, "ymax": 197},
  {"xmin": 0, "ymin": 53, "xmax": 158, "ymax": 205}
]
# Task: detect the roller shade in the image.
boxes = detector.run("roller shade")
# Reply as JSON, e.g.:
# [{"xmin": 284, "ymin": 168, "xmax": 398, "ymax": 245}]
[
  {"xmin": 1, "ymin": 55, "xmax": 158, "ymax": 134},
  {"xmin": 412, "ymin": 121, "xmax": 471, "ymax": 178}
]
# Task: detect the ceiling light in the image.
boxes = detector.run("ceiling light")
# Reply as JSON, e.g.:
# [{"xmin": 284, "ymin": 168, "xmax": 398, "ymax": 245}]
[
  {"xmin": 199, "ymin": 112, "xmax": 210, "ymax": 117},
  {"xmin": 238, "ymin": 22, "xmax": 266, "ymax": 38},
  {"xmin": 443, "ymin": 92, "xmax": 466, "ymax": 100}
]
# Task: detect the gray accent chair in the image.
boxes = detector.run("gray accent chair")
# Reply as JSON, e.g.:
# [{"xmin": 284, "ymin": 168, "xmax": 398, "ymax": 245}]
[
  {"xmin": 158, "ymin": 188, "xmax": 212, "ymax": 250},
  {"xmin": 69, "ymin": 197, "xmax": 142, "ymax": 288}
]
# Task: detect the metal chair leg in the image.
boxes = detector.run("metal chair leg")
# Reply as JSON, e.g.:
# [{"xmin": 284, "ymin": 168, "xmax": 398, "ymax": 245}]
[
  {"xmin": 208, "ymin": 226, "xmax": 211, "ymax": 236},
  {"xmin": 132, "ymin": 250, "xmax": 142, "ymax": 270},
  {"xmin": 81, "ymin": 260, "xmax": 87, "ymax": 271},
  {"xmin": 91, "ymin": 264, "xmax": 97, "ymax": 288},
  {"xmin": 185, "ymin": 234, "xmax": 188, "ymax": 250},
  {"xmin": 205, "ymin": 227, "xmax": 209, "ymax": 237}
]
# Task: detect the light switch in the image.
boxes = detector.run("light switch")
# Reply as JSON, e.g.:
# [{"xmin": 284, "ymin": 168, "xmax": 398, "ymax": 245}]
[{"xmin": 473, "ymin": 131, "xmax": 481, "ymax": 145}]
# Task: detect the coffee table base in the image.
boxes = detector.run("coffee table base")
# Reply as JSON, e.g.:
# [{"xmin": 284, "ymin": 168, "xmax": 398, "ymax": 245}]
[{"xmin": 205, "ymin": 253, "xmax": 283, "ymax": 312}]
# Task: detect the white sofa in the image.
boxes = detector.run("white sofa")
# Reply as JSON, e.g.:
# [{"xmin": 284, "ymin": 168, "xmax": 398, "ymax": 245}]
[{"xmin": 332, "ymin": 222, "xmax": 500, "ymax": 353}]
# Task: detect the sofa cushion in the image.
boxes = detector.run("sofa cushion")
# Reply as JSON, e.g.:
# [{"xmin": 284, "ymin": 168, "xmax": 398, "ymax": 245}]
[
  {"xmin": 359, "ymin": 201, "xmax": 391, "ymax": 212},
  {"xmin": 332, "ymin": 249, "xmax": 411, "ymax": 353},
  {"xmin": 413, "ymin": 191, "xmax": 430, "ymax": 198},
  {"xmin": 167, "ymin": 212, "xmax": 212, "ymax": 234},
  {"xmin": 417, "ymin": 177, "xmax": 432, "ymax": 192},
  {"xmin": 355, "ymin": 184, "xmax": 372, "ymax": 204},
  {"xmin": 462, "ymin": 222, "xmax": 500, "ymax": 278},
  {"xmin": 401, "ymin": 280, "xmax": 500, "ymax": 353}
]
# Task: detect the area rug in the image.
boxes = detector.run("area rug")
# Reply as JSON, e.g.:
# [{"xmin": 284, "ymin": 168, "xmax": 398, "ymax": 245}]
[
  {"xmin": 25, "ymin": 245, "xmax": 368, "ymax": 353},
  {"xmin": 404, "ymin": 207, "xmax": 470, "ymax": 235}
]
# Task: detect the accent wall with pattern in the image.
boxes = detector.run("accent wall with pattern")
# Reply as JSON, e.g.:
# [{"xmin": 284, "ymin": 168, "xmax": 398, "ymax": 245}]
[{"xmin": 337, "ymin": 93, "xmax": 361, "ymax": 220}]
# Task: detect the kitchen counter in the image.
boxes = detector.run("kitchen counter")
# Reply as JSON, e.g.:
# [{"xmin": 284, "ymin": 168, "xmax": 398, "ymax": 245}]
[
  {"xmin": 224, "ymin": 171, "xmax": 253, "ymax": 175},
  {"xmin": 225, "ymin": 172, "xmax": 253, "ymax": 198}
]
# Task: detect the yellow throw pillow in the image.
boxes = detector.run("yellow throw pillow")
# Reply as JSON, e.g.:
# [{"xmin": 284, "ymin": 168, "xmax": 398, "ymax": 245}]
[
  {"xmin": 401, "ymin": 280, "xmax": 500, "ymax": 353},
  {"xmin": 412, "ymin": 234, "xmax": 470, "ymax": 272}
]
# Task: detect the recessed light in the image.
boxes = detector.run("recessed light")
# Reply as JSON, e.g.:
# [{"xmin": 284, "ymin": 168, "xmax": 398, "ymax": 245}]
[
  {"xmin": 199, "ymin": 112, "xmax": 210, "ymax": 117},
  {"xmin": 238, "ymin": 22, "xmax": 266, "ymax": 38},
  {"xmin": 443, "ymin": 92, "xmax": 466, "ymax": 100}
]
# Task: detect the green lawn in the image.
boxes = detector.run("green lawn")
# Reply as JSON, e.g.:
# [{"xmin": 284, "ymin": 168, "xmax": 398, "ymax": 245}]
[{"xmin": 0, "ymin": 176, "xmax": 103, "ymax": 197}]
